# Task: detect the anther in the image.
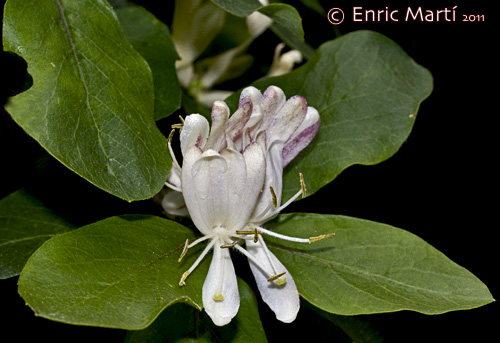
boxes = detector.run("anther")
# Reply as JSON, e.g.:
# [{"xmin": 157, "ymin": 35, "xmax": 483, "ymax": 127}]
[
  {"xmin": 270, "ymin": 186, "xmax": 278, "ymax": 208},
  {"xmin": 179, "ymin": 271, "xmax": 190, "ymax": 286},
  {"xmin": 309, "ymin": 232, "xmax": 336, "ymax": 243},
  {"xmin": 267, "ymin": 271, "xmax": 286, "ymax": 282},
  {"xmin": 171, "ymin": 115, "xmax": 185, "ymax": 132},
  {"xmin": 178, "ymin": 239, "xmax": 189, "ymax": 262},
  {"xmin": 236, "ymin": 229, "xmax": 262, "ymax": 243},
  {"xmin": 220, "ymin": 240, "xmax": 238, "ymax": 249},
  {"xmin": 236, "ymin": 229, "xmax": 262, "ymax": 236},
  {"xmin": 299, "ymin": 172, "xmax": 306, "ymax": 199},
  {"xmin": 168, "ymin": 129, "xmax": 175, "ymax": 144}
]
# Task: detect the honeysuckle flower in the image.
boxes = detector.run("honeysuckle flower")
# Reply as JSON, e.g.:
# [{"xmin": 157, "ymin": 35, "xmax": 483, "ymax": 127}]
[
  {"xmin": 164, "ymin": 86, "xmax": 331, "ymax": 326},
  {"xmin": 268, "ymin": 43, "xmax": 303, "ymax": 77}
]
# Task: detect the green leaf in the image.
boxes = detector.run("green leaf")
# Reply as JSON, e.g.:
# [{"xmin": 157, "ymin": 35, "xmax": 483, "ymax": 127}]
[
  {"xmin": 114, "ymin": 2, "xmax": 181, "ymax": 121},
  {"xmin": 2, "ymin": 0, "xmax": 170, "ymax": 201},
  {"xmin": 18, "ymin": 215, "xmax": 208, "ymax": 330},
  {"xmin": 211, "ymin": 0, "xmax": 314, "ymax": 59},
  {"xmin": 125, "ymin": 278, "xmax": 267, "ymax": 343},
  {"xmin": 265, "ymin": 213, "xmax": 494, "ymax": 315},
  {"xmin": 230, "ymin": 30, "xmax": 433, "ymax": 201},
  {"xmin": 259, "ymin": 4, "xmax": 315, "ymax": 59},
  {"xmin": 0, "ymin": 189, "xmax": 75, "ymax": 279},
  {"xmin": 211, "ymin": 0, "xmax": 262, "ymax": 17}
]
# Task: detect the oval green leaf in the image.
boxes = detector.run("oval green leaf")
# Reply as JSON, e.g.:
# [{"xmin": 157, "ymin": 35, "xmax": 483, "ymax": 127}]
[
  {"xmin": 230, "ymin": 30, "xmax": 433, "ymax": 201},
  {"xmin": 0, "ymin": 189, "xmax": 75, "ymax": 279},
  {"xmin": 18, "ymin": 215, "xmax": 208, "ymax": 330},
  {"xmin": 114, "ymin": 2, "xmax": 181, "ymax": 120},
  {"xmin": 266, "ymin": 213, "xmax": 494, "ymax": 315},
  {"xmin": 2, "ymin": 0, "xmax": 170, "ymax": 201}
]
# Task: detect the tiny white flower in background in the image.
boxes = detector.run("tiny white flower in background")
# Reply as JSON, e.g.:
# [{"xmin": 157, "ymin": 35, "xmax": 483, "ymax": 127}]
[
  {"xmin": 268, "ymin": 43, "xmax": 303, "ymax": 77},
  {"xmin": 164, "ymin": 86, "xmax": 333, "ymax": 326}
]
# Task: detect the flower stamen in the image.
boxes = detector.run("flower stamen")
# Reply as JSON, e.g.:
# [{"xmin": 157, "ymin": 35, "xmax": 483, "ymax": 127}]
[
  {"xmin": 309, "ymin": 233, "xmax": 336, "ymax": 243},
  {"xmin": 171, "ymin": 115, "xmax": 185, "ymax": 132},
  {"xmin": 236, "ymin": 228, "xmax": 262, "ymax": 243},
  {"xmin": 220, "ymin": 240, "xmax": 239, "ymax": 249},
  {"xmin": 270, "ymin": 186, "xmax": 278, "ymax": 208},
  {"xmin": 179, "ymin": 239, "xmax": 217, "ymax": 286},
  {"xmin": 179, "ymin": 271, "xmax": 190, "ymax": 287},
  {"xmin": 178, "ymin": 239, "xmax": 190, "ymax": 262},
  {"xmin": 215, "ymin": 238, "xmax": 227, "ymax": 301},
  {"xmin": 299, "ymin": 172, "xmax": 306, "ymax": 199},
  {"xmin": 267, "ymin": 271, "xmax": 286, "ymax": 282},
  {"xmin": 233, "ymin": 244, "xmax": 276, "ymax": 280}
]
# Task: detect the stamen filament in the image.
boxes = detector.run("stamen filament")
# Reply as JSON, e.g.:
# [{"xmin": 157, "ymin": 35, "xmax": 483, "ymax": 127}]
[
  {"xmin": 168, "ymin": 131, "xmax": 181, "ymax": 171},
  {"xmin": 233, "ymin": 244, "xmax": 274, "ymax": 280},
  {"xmin": 258, "ymin": 236, "xmax": 280, "ymax": 275},
  {"xmin": 276, "ymin": 189, "xmax": 303, "ymax": 213},
  {"xmin": 188, "ymin": 235, "xmax": 212, "ymax": 248},
  {"xmin": 179, "ymin": 238, "xmax": 217, "ymax": 286},
  {"xmin": 214, "ymin": 238, "xmax": 227, "ymax": 301},
  {"xmin": 259, "ymin": 227, "xmax": 310, "ymax": 243},
  {"xmin": 165, "ymin": 181, "xmax": 182, "ymax": 192}
]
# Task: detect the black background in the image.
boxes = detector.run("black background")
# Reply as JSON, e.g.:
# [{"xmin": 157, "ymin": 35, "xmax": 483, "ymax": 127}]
[{"xmin": 1, "ymin": 0, "xmax": 497, "ymax": 342}]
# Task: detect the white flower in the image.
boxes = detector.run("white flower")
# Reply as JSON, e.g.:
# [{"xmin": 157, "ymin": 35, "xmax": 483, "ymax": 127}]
[
  {"xmin": 268, "ymin": 43, "xmax": 303, "ymax": 77},
  {"xmin": 165, "ymin": 86, "xmax": 331, "ymax": 326},
  {"xmin": 246, "ymin": 0, "xmax": 272, "ymax": 37}
]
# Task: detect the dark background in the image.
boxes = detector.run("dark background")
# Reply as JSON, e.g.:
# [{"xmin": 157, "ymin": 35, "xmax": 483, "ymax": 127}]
[{"xmin": 1, "ymin": 0, "xmax": 497, "ymax": 342}]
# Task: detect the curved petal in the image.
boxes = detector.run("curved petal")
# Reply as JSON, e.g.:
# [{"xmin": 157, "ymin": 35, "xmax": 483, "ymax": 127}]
[
  {"xmin": 203, "ymin": 244, "xmax": 240, "ymax": 326},
  {"xmin": 267, "ymin": 95, "xmax": 307, "ymax": 144},
  {"xmin": 282, "ymin": 106, "xmax": 320, "ymax": 166},
  {"xmin": 250, "ymin": 140, "xmax": 283, "ymax": 224},
  {"xmin": 181, "ymin": 146, "xmax": 214, "ymax": 234},
  {"xmin": 240, "ymin": 86, "xmax": 263, "ymax": 133},
  {"xmin": 219, "ymin": 143, "xmax": 265, "ymax": 230},
  {"xmin": 260, "ymin": 86, "xmax": 286, "ymax": 129},
  {"xmin": 188, "ymin": 149, "xmax": 229, "ymax": 234},
  {"xmin": 161, "ymin": 189, "xmax": 188, "ymax": 216},
  {"xmin": 226, "ymin": 98, "xmax": 253, "ymax": 146},
  {"xmin": 205, "ymin": 100, "xmax": 229, "ymax": 151},
  {"xmin": 180, "ymin": 113, "xmax": 210, "ymax": 155},
  {"xmin": 245, "ymin": 238, "xmax": 300, "ymax": 323}
]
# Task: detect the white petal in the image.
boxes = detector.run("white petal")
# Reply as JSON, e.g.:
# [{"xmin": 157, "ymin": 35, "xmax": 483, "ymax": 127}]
[
  {"xmin": 250, "ymin": 140, "xmax": 283, "ymax": 224},
  {"xmin": 225, "ymin": 98, "xmax": 253, "ymax": 146},
  {"xmin": 186, "ymin": 148, "xmax": 229, "ymax": 234},
  {"xmin": 245, "ymin": 238, "xmax": 300, "ymax": 323},
  {"xmin": 240, "ymin": 87, "xmax": 264, "ymax": 138},
  {"xmin": 260, "ymin": 86, "xmax": 286, "ymax": 129},
  {"xmin": 205, "ymin": 100, "xmax": 230, "ymax": 151},
  {"xmin": 161, "ymin": 189, "xmax": 188, "ymax": 216},
  {"xmin": 219, "ymin": 144, "xmax": 265, "ymax": 230},
  {"xmin": 203, "ymin": 244, "xmax": 240, "ymax": 326},
  {"xmin": 282, "ymin": 106, "xmax": 320, "ymax": 166},
  {"xmin": 180, "ymin": 114, "xmax": 210, "ymax": 155},
  {"xmin": 165, "ymin": 163, "xmax": 182, "ymax": 190},
  {"xmin": 181, "ymin": 146, "xmax": 214, "ymax": 234},
  {"xmin": 267, "ymin": 95, "xmax": 307, "ymax": 144}
]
